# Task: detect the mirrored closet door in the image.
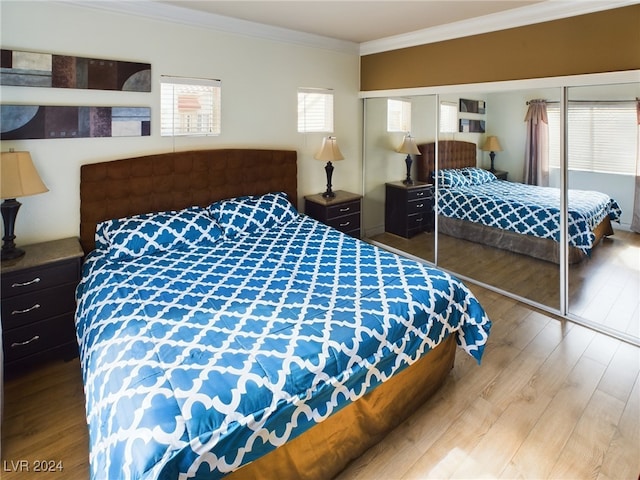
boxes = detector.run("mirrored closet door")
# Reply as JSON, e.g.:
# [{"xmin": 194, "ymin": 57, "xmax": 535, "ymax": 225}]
[
  {"xmin": 363, "ymin": 95, "xmax": 437, "ymax": 265},
  {"xmin": 566, "ymin": 82, "xmax": 640, "ymax": 342},
  {"xmin": 362, "ymin": 77, "xmax": 640, "ymax": 345}
]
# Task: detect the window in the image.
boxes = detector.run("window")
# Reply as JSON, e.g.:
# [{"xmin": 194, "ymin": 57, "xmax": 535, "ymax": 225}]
[
  {"xmin": 160, "ymin": 76, "xmax": 221, "ymax": 136},
  {"xmin": 298, "ymin": 88, "xmax": 334, "ymax": 133},
  {"xmin": 548, "ymin": 102, "xmax": 637, "ymax": 175},
  {"xmin": 387, "ymin": 99, "xmax": 412, "ymax": 132},
  {"xmin": 440, "ymin": 101, "xmax": 458, "ymax": 133}
]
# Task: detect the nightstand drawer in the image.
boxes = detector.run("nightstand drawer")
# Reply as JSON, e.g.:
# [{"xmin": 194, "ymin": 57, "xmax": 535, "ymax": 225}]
[
  {"xmin": 407, "ymin": 199, "xmax": 430, "ymax": 215},
  {"xmin": 408, "ymin": 214, "xmax": 429, "ymax": 231},
  {"xmin": 326, "ymin": 212, "xmax": 360, "ymax": 232},
  {"xmin": 1, "ymin": 282, "xmax": 78, "ymax": 330},
  {"xmin": 407, "ymin": 187, "xmax": 431, "ymax": 202},
  {"xmin": 326, "ymin": 200, "xmax": 361, "ymax": 219},
  {"xmin": 2, "ymin": 260, "xmax": 79, "ymax": 298},
  {"xmin": 3, "ymin": 313, "xmax": 77, "ymax": 363}
]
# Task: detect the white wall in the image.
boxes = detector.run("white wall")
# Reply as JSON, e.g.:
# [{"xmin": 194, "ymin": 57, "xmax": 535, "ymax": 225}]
[{"xmin": 0, "ymin": 1, "xmax": 361, "ymax": 245}]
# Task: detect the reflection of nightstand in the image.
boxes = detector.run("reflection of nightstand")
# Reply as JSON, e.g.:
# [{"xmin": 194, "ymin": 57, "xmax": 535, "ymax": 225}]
[
  {"xmin": 305, "ymin": 190, "xmax": 362, "ymax": 239},
  {"xmin": 385, "ymin": 181, "xmax": 434, "ymax": 238},
  {"xmin": 490, "ymin": 170, "xmax": 508, "ymax": 180},
  {"xmin": 1, "ymin": 237, "xmax": 84, "ymax": 373}
]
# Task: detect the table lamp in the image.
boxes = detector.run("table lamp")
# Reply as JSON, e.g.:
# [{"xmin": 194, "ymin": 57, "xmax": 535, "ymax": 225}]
[{"xmin": 1, "ymin": 150, "xmax": 49, "ymax": 260}]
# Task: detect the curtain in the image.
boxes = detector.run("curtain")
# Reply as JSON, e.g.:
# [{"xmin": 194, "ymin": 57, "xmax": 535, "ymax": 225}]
[
  {"xmin": 631, "ymin": 98, "xmax": 640, "ymax": 233},
  {"xmin": 523, "ymin": 99, "xmax": 549, "ymax": 186}
]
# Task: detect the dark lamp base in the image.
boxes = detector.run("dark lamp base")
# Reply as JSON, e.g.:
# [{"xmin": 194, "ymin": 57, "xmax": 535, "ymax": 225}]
[
  {"xmin": 322, "ymin": 190, "xmax": 336, "ymax": 198},
  {"xmin": 1, "ymin": 246, "xmax": 26, "ymax": 261}
]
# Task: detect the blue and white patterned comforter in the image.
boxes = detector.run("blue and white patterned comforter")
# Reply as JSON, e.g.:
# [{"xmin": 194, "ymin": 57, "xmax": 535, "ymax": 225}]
[
  {"xmin": 439, "ymin": 180, "xmax": 621, "ymax": 255},
  {"xmin": 75, "ymin": 215, "xmax": 491, "ymax": 480}
]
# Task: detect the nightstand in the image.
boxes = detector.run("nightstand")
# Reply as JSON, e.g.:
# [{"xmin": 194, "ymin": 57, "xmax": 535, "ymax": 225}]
[
  {"xmin": 1, "ymin": 237, "xmax": 84, "ymax": 374},
  {"xmin": 490, "ymin": 169, "xmax": 508, "ymax": 180},
  {"xmin": 304, "ymin": 190, "xmax": 362, "ymax": 239},
  {"xmin": 385, "ymin": 181, "xmax": 434, "ymax": 238}
]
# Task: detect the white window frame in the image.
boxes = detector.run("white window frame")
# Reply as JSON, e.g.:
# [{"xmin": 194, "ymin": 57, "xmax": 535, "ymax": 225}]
[
  {"xmin": 387, "ymin": 98, "xmax": 412, "ymax": 132},
  {"xmin": 160, "ymin": 76, "xmax": 221, "ymax": 137},
  {"xmin": 548, "ymin": 101, "xmax": 637, "ymax": 175},
  {"xmin": 298, "ymin": 88, "xmax": 334, "ymax": 133}
]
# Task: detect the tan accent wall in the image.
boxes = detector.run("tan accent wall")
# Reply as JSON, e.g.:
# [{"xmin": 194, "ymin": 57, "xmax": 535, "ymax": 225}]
[{"xmin": 360, "ymin": 5, "xmax": 640, "ymax": 91}]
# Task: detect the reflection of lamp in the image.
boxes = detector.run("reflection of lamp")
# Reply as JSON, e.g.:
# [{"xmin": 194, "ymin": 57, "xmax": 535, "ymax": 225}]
[
  {"xmin": 314, "ymin": 136, "xmax": 344, "ymax": 198},
  {"xmin": 397, "ymin": 133, "xmax": 420, "ymax": 185},
  {"xmin": 481, "ymin": 136, "xmax": 502, "ymax": 172},
  {"xmin": 1, "ymin": 151, "xmax": 49, "ymax": 260}
]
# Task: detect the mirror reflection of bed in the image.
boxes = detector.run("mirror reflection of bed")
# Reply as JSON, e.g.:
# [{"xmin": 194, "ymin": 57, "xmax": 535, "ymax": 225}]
[{"xmin": 369, "ymin": 138, "xmax": 638, "ymax": 340}]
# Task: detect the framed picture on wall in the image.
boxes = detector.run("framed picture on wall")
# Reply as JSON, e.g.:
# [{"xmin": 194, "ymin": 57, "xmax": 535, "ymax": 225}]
[
  {"xmin": 459, "ymin": 118, "xmax": 485, "ymax": 133},
  {"xmin": 459, "ymin": 98, "xmax": 486, "ymax": 114}
]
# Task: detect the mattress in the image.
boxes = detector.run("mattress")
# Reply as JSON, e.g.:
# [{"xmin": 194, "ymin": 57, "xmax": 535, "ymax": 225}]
[{"xmin": 75, "ymin": 196, "xmax": 491, "ymax": 480}]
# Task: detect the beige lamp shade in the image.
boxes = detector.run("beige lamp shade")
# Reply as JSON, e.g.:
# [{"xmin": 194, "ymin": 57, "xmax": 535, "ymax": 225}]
[
  {"xmin": 397, "ymin": 134, "xmax": 421, "ymax": 155},
  {"xmin": 1, "ymin": 151, "xmax": 49, "ymax": 199},
  {"xmin": 314, "ymin": 136, "xmax": 344, "ymax": 162},
  {"xmin": 481, "ymin": 136, "xmax": 502, "ymax": 152}
]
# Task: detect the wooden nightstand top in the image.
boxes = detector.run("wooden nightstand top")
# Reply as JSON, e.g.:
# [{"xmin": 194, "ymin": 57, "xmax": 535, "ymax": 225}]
[
  {"xmin": 386, "ymin": 181, "xmax": 432, "ymax": 190},
  {"xmin": 304, "ymin": 190, "xmax": 362, "ymax": 206},
  {"xmin": 1, "ymin": 237, "xmax": 84, "ymax": 274}
]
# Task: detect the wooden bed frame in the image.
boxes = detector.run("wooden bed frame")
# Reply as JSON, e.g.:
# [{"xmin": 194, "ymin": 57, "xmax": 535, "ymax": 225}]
[
  {"xmin": 79, "ymin": 148, "xmax": 457, "ymax": 479},
  {"xmin": 416, "ymin": 140, "xmax": 614, "ymax": 264}
]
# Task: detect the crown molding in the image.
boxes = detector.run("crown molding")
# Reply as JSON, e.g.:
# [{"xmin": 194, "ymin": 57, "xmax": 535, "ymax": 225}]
[
  {"xmin": 359, "ymin": 0, "xmax": 640, "ymax": 56},
  {"xmin": 59, "ymin": 0, "xmax": 360, "ymax": 55}
]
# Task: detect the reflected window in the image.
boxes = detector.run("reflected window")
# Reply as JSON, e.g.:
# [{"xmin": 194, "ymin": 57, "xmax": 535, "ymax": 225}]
[
  {"xmin": 387, "ymin": 99, "xmax": 412, "ymax": 132},
  {"xmin": 439, "ymin": 101, "xmax": 457, "ymax": 133},
  {"xmin": 548, "ymin": 101, "xmax": 637, "ymax": 175}
]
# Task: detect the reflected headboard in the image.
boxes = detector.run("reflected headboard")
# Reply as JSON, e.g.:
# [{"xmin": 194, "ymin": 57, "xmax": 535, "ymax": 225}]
[
  {"xmin": 79, "ymin": 148, "xmax": 297, "ymax": 254},
  {"xmin": 416, "ymin": 140, "xmax": 477, "ymax": 183}
]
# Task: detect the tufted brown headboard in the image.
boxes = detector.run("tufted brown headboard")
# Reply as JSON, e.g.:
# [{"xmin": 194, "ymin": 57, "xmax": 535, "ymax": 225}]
[
  {"xmin": 416, "ymin": 140, "xmax": 477, "ymax": 183},
  {"xmin": 79, "ymin": 149, "xmax": 297, "ymax": 254}
]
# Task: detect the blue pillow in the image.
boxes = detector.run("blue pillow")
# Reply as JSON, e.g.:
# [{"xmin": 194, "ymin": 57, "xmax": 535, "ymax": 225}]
[
  {"xmin": 96, "ymin": 206, "xmax": 223, "ymax": 260},
  {"xmin": 208, "ymin": 192, "xmax": 298, "ymax": 238},
  {"xmin": 461, "ymin": 167, "xmax": 497, "ymax": 185},
  {"xmin": 437, "ymin": 169, "xmax": 469, "ymax": 188}
]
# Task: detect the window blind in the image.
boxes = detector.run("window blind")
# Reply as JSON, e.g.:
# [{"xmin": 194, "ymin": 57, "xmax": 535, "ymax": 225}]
[
  {"xmin": 387, "ymin": 98, "xmax": 412, "ymax": 132},
  {"xmin": 160, "ymin": 76, "xmax": 221, "ymax": 136},
  {"xmin": 440, "ymin": 101, "xmax": 457, "ymax": 133},
  {"xmin": 548, "ymin": 102, "xmax": 637, "ymax": 175},
  {"xmin": 298, "ymin": 88, "xmax": 334, "ymax": 133}
]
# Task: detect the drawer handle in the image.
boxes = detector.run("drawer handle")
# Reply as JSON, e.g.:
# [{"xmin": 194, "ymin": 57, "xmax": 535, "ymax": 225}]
[
  {"xmin": 11, "ymin": 335, "xmax": 40, "ymax": 348},
  {"xmin": 416, "ymin": 203, "xmax": 424, "ymax": 208},
  {"xmin": 12, "ymin": 277, "xmax": 41, "ymax": 288},
  {"xmin": 339, "ymin": 207, "xmax": 351, "ymax": 212},
  {"xmin": 416, "ymin": 192, "xmax": 424, "ymax": 196},
  {"xmin": 339, "ymin": 221, "xmax": 351, "ymax": 227},
  {"xmin": 12, "ymin": 304, "xmax": 41, "ymax": 315}
]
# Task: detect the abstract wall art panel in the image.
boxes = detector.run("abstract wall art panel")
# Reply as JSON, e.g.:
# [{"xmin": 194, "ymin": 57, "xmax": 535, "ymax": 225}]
[
  {"xmin": 459, "ymin": 118, "xmax": 486, "ymax": 133},
  {"xmin": 459, "ymin": 98, "xmax": 486, "ymax": 114},
  {"xmin": 0, "ymin": 49, "xmax": 151, "ymax": 92},
  {"xmin": 1, "ymin": 105, "xmax": 151, "ymax": 139}
]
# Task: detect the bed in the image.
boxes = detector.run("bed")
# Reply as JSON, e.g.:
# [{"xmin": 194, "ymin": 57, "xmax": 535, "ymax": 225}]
[
  {"xmin": 75, "ymin": 148, "xmax": 491, "ymax": 480},
  {"xmin": 416, "ymin": 140, "xmax": 621, "ymax": 263}
]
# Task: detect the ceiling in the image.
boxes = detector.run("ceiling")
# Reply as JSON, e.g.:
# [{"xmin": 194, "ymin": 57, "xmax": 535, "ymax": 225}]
[
  {"xmin": 76, "ymin": 1, "xmax": 638, "ymax": 54},
  {"xmin": 159, "ymin": 1, "xmax": 544, "ymax": 44}
]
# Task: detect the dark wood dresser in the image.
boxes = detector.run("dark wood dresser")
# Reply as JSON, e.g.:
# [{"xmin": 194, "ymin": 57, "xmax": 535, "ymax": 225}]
[
  {"xmin": 1, "ymin": 237, "xmax": 84, "ymax": 374},
  {"xmin": 385, "ymin": 181, "xmax": 434, "ymax": 238},
  {"xmin": 304, "ymin": 190, "xmax": 362, "ymax": 239}
]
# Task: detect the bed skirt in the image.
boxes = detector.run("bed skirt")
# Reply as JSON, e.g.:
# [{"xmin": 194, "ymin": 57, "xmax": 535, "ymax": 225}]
[
  {"xmin": 438, "ymin": 215, "xmax": 614, "ymax": 264},
  {"xmin": 226, "ymin": 334, "xmax": 457, "ymax": 479}
]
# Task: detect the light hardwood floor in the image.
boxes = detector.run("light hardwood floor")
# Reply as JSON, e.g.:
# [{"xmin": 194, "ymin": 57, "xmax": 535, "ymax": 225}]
[
  {"xmin": 2, "ymin": 283, "xmax": 638, "ymax": 479},
  {"xmin": 370, "ymin": 228, "xmax": 640, "ymax": 340}
]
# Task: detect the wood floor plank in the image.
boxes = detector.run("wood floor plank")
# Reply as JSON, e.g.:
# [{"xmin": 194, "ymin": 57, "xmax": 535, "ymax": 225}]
[
  {"xmin": 548, "ymin": 389, "xmax": 625, "ymax": 479},
  {"xmin": 504, "ymin": 355, "xmax": 606, "ymax": 479}
]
